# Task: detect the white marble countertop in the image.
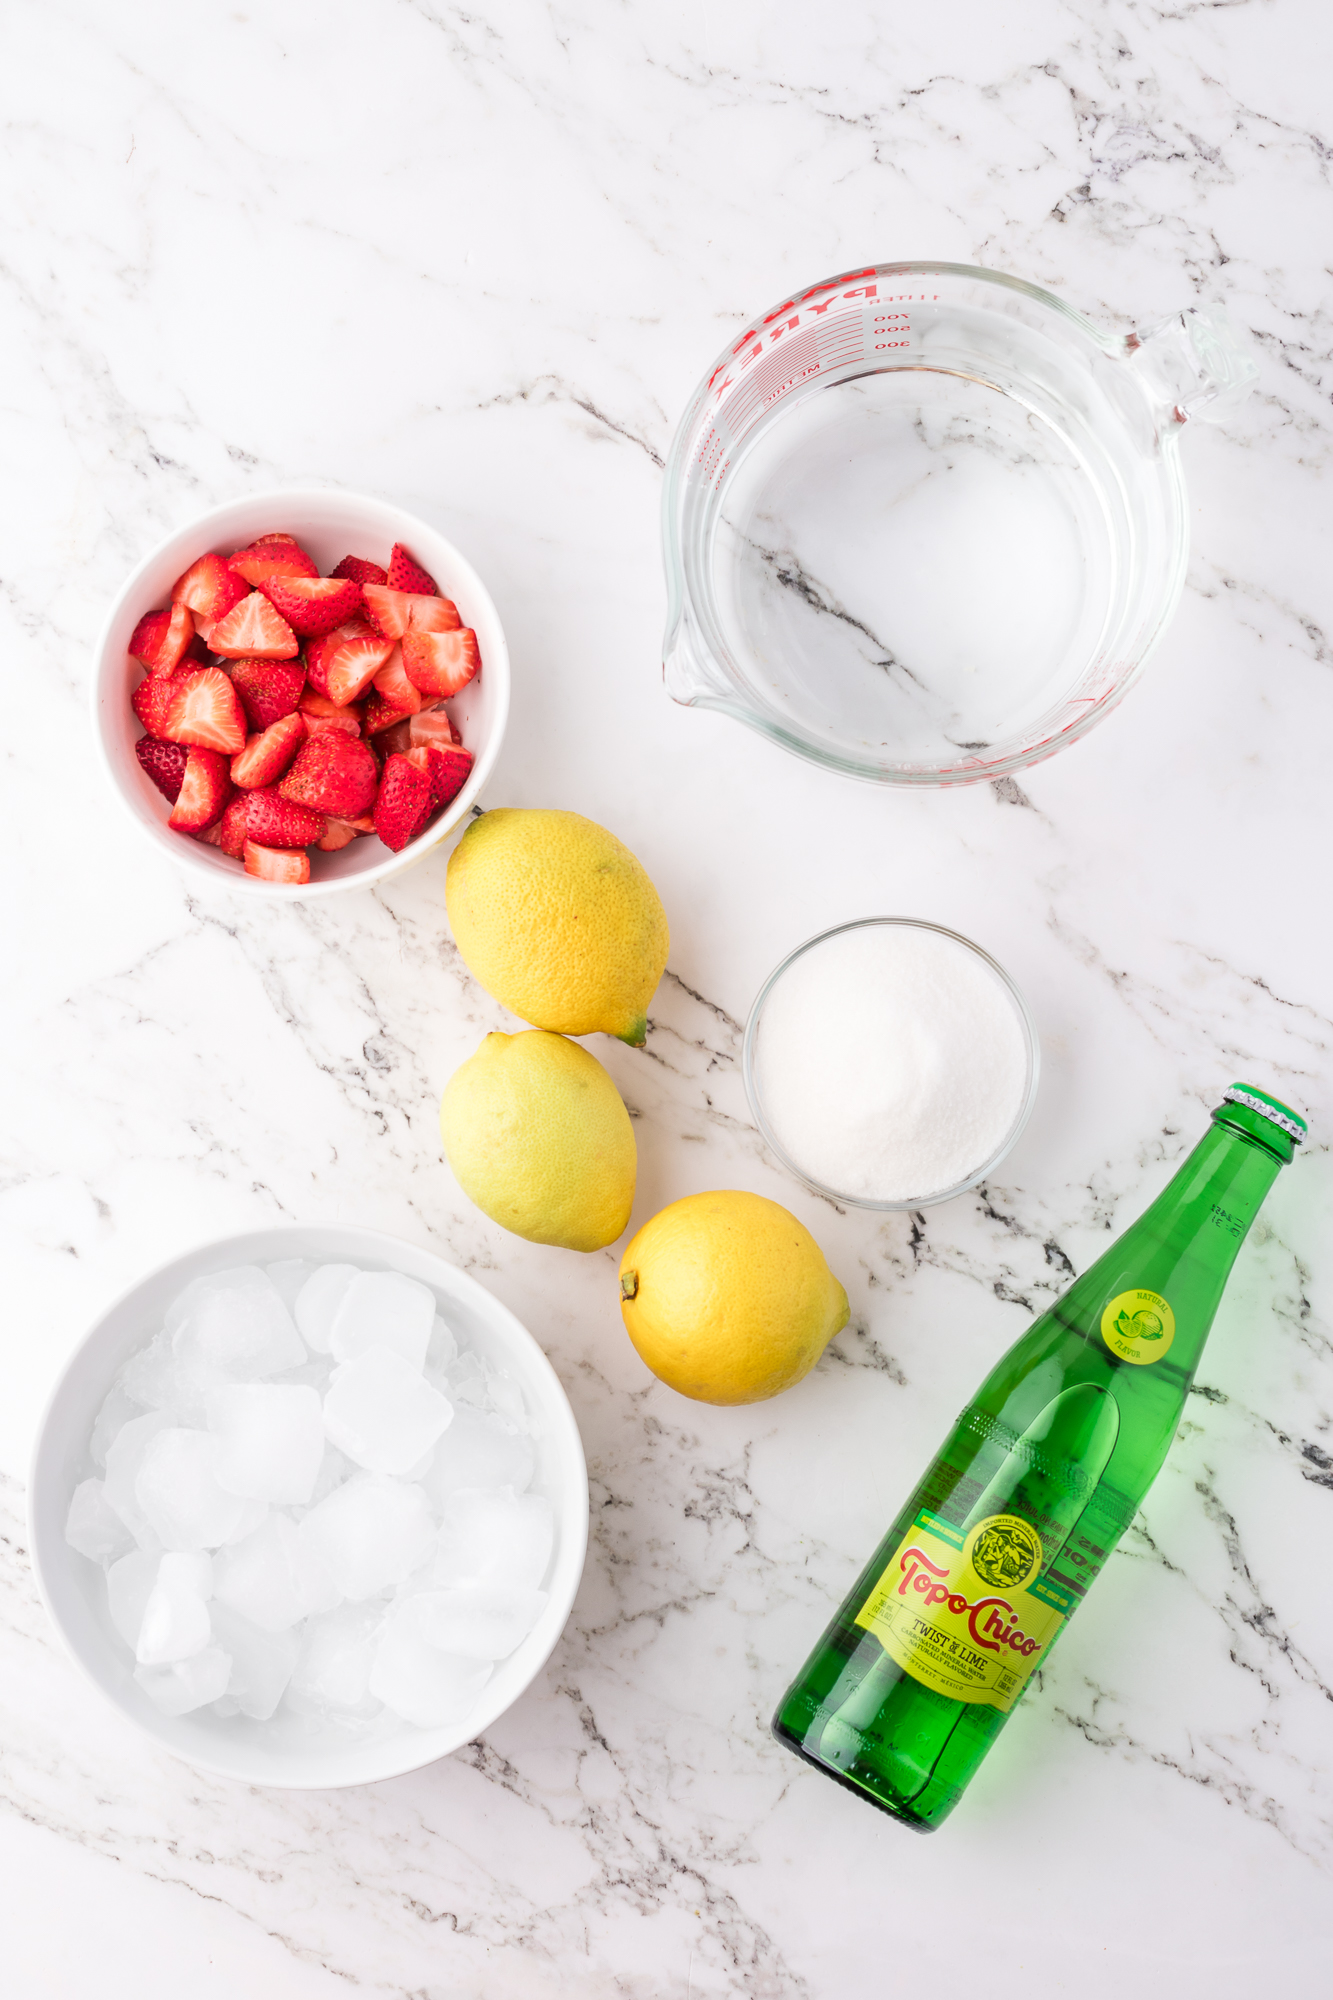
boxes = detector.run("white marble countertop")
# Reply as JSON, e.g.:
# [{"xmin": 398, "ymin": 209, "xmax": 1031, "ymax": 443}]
[{"xmin": 3, "ymin": 2, "xmax": 1331, "ymax": 1993}]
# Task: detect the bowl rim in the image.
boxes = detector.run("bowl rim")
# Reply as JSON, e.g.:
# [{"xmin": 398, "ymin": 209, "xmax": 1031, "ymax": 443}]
[
  {"xmin": 91, "ymin": 484, "xmax": 511, "ymax": 899},
  {"xmin": 741, "ymin": 915, "xmax": 1041, "ymax": 1210},
  {"xmin": 27, "ymin": 1223, "xmax": 589, "ymax": 1790}
]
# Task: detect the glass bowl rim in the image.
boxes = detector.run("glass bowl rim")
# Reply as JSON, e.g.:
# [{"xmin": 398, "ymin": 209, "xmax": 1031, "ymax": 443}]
[{"xmin": 741, "ymin": 916, "xmax": 1041, "ymax": 1211}]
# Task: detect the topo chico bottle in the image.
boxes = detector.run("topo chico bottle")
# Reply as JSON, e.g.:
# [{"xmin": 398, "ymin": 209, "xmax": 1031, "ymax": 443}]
[{"xmin": 772, "ymin": 1084, "xmax": 1305, "ymax": 1832}]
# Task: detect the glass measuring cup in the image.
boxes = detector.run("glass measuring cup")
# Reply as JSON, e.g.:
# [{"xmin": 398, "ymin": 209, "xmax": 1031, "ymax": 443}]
[{"xmin": 661, "ymin": 263, "xmax": 1257, "ymax": 786}]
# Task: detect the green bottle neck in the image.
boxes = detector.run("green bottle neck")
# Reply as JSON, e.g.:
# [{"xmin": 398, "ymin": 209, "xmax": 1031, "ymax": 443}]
[{"xmin": 1077, "ymin": 1115, "xmax": 1284, "ymax": 1376}]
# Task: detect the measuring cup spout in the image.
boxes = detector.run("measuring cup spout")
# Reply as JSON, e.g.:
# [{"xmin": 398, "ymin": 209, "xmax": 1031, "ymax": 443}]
[
  {"xmin": 662, "ymin": 600, "xmax": 734, "ymax": 709},
  {"xmin": 1126, "ymin": 303, "xmax": 1259, "ymax": 426}
]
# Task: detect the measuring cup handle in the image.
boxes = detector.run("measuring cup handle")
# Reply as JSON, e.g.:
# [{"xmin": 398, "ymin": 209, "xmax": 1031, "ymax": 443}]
[{"xmin": 1126, "ymin": 303, "xmax": 1259, "ymax": 425}]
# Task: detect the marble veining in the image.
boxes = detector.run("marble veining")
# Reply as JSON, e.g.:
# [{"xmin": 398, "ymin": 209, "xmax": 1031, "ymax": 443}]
[{"xmin": 3, "ymin": 0, "xmax": 1332, "ymax": 1994}]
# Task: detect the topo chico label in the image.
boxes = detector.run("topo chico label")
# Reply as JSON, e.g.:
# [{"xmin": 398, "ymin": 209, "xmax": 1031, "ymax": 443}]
[{"xmin": 853, "ymin": 1510, "xmax": 1075, "ymax": 1712}]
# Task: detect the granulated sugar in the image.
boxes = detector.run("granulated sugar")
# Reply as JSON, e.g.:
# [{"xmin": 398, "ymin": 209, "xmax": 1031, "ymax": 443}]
[{"xmin": 751, "ymin": 924, "xmax": 1030, "ymax": 1202}]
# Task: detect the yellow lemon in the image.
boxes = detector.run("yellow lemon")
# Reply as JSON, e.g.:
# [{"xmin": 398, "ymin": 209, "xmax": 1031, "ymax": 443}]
[
  {"xmin": 446, "ymin": 808, "xmax": 669, "ymax": 1046},
  {"xmin": 441, "ymin": 1029, "xmax": 636, "ymax": 1252},
  {"xmin": 618, "ymin": 1191, "xmax": 850, "ymax": 1404}
]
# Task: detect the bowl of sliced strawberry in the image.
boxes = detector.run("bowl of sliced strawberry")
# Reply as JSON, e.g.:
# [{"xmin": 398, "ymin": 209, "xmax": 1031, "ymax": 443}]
[{"xmin": 94, "ymin": 488, "xmax": 509, "ymax": 895}]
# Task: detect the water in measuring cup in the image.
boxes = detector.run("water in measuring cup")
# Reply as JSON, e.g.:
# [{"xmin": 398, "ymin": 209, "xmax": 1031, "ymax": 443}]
[{"xmin": 711, "ymin": 370, "xmax": 1115, "ymax": 768}]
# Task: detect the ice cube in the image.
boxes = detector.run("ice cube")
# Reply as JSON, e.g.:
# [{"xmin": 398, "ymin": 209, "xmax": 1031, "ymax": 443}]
[
  {"xmin": 322, "ymin": 1347, "xmax": 453, "ymax": 1475},
  {"xmin": 213, "ymin": 1512, "xmax": 339, "ymax": 1632},
  {"xmin": 413, "ymin": 1585, "xmax": 548, "ymax": 1661},
  {"xmin": 483, "ymin": 1367, "xmax": 529, "ymax": 1433},
  {"xmin": 426, "ymin": 1314, "xmax": 458, "ymax": 1373},
  {"xmin": 421, "ymin": 1407, "xmax": 535, "ymax": 1510},
  {"xmin": 136, "ymin": 1552, "xmax": 214, "ymax": 1665},
  {"xmin": 446, "ymin": 1353, "xmax": 488, "ymax": 1406},
  {"xmin": 221, "ymin": 1495, "xmax": 270, "ymax": 1544},
  {"xmin": 207, "ymin": 1383, "xmax": 325, "ymax": 1503},
  {"xmin": 265, "ymin": 1258, "xmax": 315, "ymax": 1313},
  {"xmin": 106, "ymin": 1548, "xmax": 159, "ymax": 1650},
  {"xmin": 369, "ymin": 1599, "xmax": 491, "ymax": 1728},
  {"xmin": 299, "ymin": 1475, "xmax": 435, "ymax": 1600},
  {"xmin": 120, "ymin": 1328, "xmax": 218, "ymax": 1425},
  {"xmin": 90, "ymin": 1386, "xmax": 140, "ymax": 1469},
  {"xmin": 290, "ymin": 1602, "xmax": 384, "ymax": 1711},
  {"xmin": 65, "ymin": 1478, "xmax": 133, "ymax": 1564},
  {"xmin": 103, "ymin": 1410, "xmax": 174, "ymax": 1546},
  {"xmin": 135, "ymin": 1644, "xmax": 231, "ymax": 1716},
  {"xmin": 135, "ymin": 1429, "xmax": 246, "ymax": 1550},
  {"xmin": 294, "ymin": 1263, "xmax": 359, "ymax": 1354},
  {"xmin": 302, "ymin": 1443, "xmax": 352, "ymax": 1509},
  {"xmin": 167, "ymin": 1266, "xmax": 306, "ymax": 1378},
  {"xmin": 434, "ymin": 1488, "xmax": 554, "ymax": 1590},
  {"xmin": 329, "ymin": 1271, "xmax": 436, "ymax": 1372},
  {"xmin": 210, "ymin": 1603, "xmax": 298, "ymax": 1720}
]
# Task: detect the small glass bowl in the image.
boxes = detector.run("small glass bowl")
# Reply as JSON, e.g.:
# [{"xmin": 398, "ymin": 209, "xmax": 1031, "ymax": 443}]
[{"xmin": 742, "ymin": 917, "xmax": 1041, "ymax": 1211}]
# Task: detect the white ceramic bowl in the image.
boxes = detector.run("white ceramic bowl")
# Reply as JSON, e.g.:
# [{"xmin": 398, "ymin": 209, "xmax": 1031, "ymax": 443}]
[
  {"xmin": 29, "ymin": 1226, "xmax": 587, "ymax": 1790},
  {"xmin": 92, "ymin": 487, "xmax": 510, "ymax": 898}
]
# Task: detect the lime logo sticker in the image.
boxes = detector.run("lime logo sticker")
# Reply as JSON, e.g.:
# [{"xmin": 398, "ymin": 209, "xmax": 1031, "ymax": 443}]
[
  {"xmin": 1101, "ymin": 1287, "xmax": 1176, "ymax": 1366},
  {"xmin": 968, "ymin": 1514, "xmax": 1043, "ymax": 1591}
]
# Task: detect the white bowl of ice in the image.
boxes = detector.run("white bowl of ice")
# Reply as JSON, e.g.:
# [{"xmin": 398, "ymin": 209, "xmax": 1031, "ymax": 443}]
[{"xmin": 28, "ymin": 1227, "xmax": 588, "ymax": 1789}]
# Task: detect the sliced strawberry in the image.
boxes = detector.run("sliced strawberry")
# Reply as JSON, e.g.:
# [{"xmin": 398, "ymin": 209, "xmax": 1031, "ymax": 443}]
[
  {"xmin": 230, "ymin": 711, "xmax": 306, "ymax": 789},
  {"xmin": 279, "ymin": 733, "xmax": 379, "ymax": 818},
  {"xmin": 244, "ymin": 842, "xmax": 310, "ymax": 885},
  {"xmin": 304, "ymin": 619, "xmax": 394, "ymax": 705},
  {"xmin": 171, "ymin": 553, "xmax": 248, "ymax": 628},
  {"xmin": 229, "ymin": 656, "xmax": 306, "ymax": 731},
  {"xmin": 386, "ymin": 544, "xmax": 439, "ymax": 595},
  {"xmin": 407, "ymin": 741, "xmax": 474, "ymax": 811},
  {"xmin": 193, "ymin": 819, "xmax": 224, "ymax": 847},
  {"xmin": 130, "ymin": 602, "xmax": 196, "ymax": 675},
  {"xmin": 361, "ymin": 583, "xmax": 460, "ymax": 641},
  {"xmin": 400, "ymin": 628, "xmax": 481, "ymax": 698},
  {"xmin": 301, "ymin": 711, "xmax": 362, "ymax": 740},
  {"xmin": 331, "ymin": 554, "xmax": 388, "ymax": 587},
  {"xmin": 409, "ymin": 706, "xmax": 461, "ymax": 749},
  {"xmin": 371, "ymin": 647, "xmax": 423, "ymax": 712},
  {"xmin": 135, "ymin": 736, "xmax": 190, "ymax": 802},
  {"xmin": 168, "ymin": 747, "xmax": 234, "ymax": 832},
  {"xmin": 361, "ymin": 694, "xmax": 414, "ymax": 736},
  {"xmin": 372, "ymin": 754, "xmax": 434, "ymax": 852},
  {"xmin": 160, "ymin": 667, "xmax": 247, "ymax": 753},
  {"xmin": 378, "ymin": 719, "xmax": 413, "ymax": 757},
  {"xmin": 228, "ymin": 537, "xmax": 319, "ymax": 587},
  {"xmin": 244, "ymin": 786, "xmax": 328, "ymax": 847},
  {"xmin": 132, "ymin": 671, "xmax": 186, "ymax": 737},
  {"xmin": 209, "ymin": 591, "xmax": 300, "ymax": 660},
  {"xmin": 316, "ymin": 819, "xmax": 359, "ymax": 852},
  {"xmin": 219, "ymin": 794, "xmax": 253, "ymax": 857},
  {"xmin": 258, "ymin": 573, "xmax": 364, "ymax": 637}
]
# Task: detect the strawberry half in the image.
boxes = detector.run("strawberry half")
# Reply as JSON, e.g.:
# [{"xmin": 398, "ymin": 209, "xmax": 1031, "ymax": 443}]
[
  {"xmin": 130, "ymin": 602, "xmax": 196, "ymax": 675},
  {"xmin": 400, "ymin": 628, "xmax": 481, "ymax": 698},
  {"xmin": 378, "ymin": 720, "xmax": 413, "ymax": 757},
  {"xmin": 258, "ymin": 573, "xmax": 364, "ymax": 637},
  {"xmin": 229, "ymin": 656, "xmax": 306, "ymax": 731},
  {"xmin": 228, "ymin": 537, "xmax": 319, "ymax": 587},
  {"xmin": 371, "ymin": 647, "xmax": 422, "ymax": 714},
  {"xmin": 172, "ymin": 553, "xmax": 248, "ymax": 629},
  {"xmin": 361, "ymin": 584, "xmax": 460, "ymax": 641},
  {"xmin": 372, "ymin": 753, "xmax": 434, "ymax": 852},
  {"xmin": 193, "ymin": 820, "xmax": 224, "ymax": 847},
  {"xmin": 279, "ymin": 733, "xmax": 379, "ymax": 818},
  {"xmin": 304, "ymin": 619, "xmax": 394, "ymax": 705},
  {"xmin": 243, "ymin": 786, "xmax": 328, "ymax": 847},
  {"xmin": 219, "ymin": 795, "xmax": 254, "ymax": 857},
  {"xmin": 132, "ymin": 669, "xmax": 192, "ymax": 738},
  {"xmin": 209, "ymin": 592, "xmax": 300, "ymax": 660},
  {"xmin": 409, "ymin": 706, "xmax": 461, "ymax": 749},
  {"xmin": 168, "ymin": 747, "xmax": 234, "ymax": 832},
  {"xmin": 160, "ymin": 667, "xmax": 247, "ymax": 754},
  {"xmin": 299, "ymin": 688, "xmax": 363, "ymax": 738},
  {"xmin": 407, "ymin": 741, "xmax": 474, "ymax": 811},
  {"xmin": 386, "ymin": 544, "xmax": 439, "ymax": 594},
  {"xmin": 244, "ymin": 842, "xmax": 311, "ymax": 885},
  {"xmin": 362, "ymin": 692, "xmax": 415, "ymax": 736},
  {"xmin": 230, "ymin": 711, "xmax": 306, "ymax": 789},
  {"xmin": 316, "ymin": 820, "xmax": 359, "ymax": 852},
  {"xmin": 135, "ymin": 736, "xmax": 189, "ymax": 802},
  {"xmin": 331, "ymin": 554, "xmax": 388, "ymax": 587}
]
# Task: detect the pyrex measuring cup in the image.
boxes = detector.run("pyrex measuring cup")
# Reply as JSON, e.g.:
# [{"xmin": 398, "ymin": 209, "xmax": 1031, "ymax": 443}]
[{"xmin": 661, "ymin": 262, "xmax": 1257, "ymax": 786}]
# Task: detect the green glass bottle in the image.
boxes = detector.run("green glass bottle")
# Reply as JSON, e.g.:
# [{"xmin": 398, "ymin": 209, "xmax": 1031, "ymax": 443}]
[{"xmin": 772, "ymin": 1084, "xmax": 1306, "ymax": 1832}]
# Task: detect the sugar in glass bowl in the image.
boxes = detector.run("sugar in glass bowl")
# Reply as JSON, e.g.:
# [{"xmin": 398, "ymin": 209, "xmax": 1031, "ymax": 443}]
[
  {"xmin": 28, "ymin": 1226, "xmax": 587, "ymax": 1790},
  {"xmin": 743, "ymin": 917, "xmax": 1040, "ymax": 1210},
  {"xmin": 92, "ymin": 487, "xmax": 510, "ymax": 899}
]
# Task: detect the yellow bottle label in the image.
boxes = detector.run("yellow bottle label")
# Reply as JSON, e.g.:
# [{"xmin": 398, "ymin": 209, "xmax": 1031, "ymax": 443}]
[
  {"xmin": 853, "ymin": 1510, "xmax": 1073, "ymax": 1713},
  {"xmin": 1100, "ymin": 1287, "xmax": 1175, "ymax": 1365}
]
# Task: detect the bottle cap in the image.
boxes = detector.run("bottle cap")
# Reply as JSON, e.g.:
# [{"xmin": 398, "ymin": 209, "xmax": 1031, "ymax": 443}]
[{"xmin": 1222, "ymin": 1084, "xmax": 1307, "ymax": 1145}]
